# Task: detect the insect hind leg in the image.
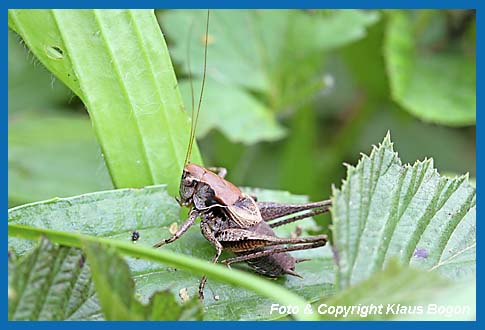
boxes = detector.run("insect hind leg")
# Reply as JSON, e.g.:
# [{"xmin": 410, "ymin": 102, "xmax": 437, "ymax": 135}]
[
  {"xmin": 269, "ymin": 208, "xmax": 330, "ymax": 228},
  {"xmin": 257, "ymin": 200, "xmax": 331, "ymax": 222},
  {"xmin": 221, "ymin": 240, "xmax": 327, "ymax": 267}
]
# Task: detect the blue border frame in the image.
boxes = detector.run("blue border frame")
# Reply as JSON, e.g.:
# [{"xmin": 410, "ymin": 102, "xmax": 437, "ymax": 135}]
[
  {"xmin": 2, "ymin": 0, "xmax": 479, "ymax": 9},
  {"xmin": 4, "ymin": 0, "xmax": 480, "ymax": 328}
]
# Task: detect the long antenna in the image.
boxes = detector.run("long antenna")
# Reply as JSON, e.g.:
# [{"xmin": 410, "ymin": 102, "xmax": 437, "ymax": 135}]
[
  {"xmin": 184, "ymin": 9, "xmax": 210, "ymax": 166},
  {"xmin": 184, "ymin": 18, "xmax": 195, "ymax": 166}
]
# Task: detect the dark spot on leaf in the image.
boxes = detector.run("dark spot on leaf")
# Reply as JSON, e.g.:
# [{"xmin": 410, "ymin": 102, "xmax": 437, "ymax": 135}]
[
  {"xmin": 413, "ymin": 247, "xmax": 428, "ymax": 259},
  {"xmin": 79, "ymin": 254, "xmax": 86, "ymax": 268}
]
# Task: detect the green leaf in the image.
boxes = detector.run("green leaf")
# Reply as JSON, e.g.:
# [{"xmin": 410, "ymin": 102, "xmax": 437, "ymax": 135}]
[
  {"xmin": 8, "ymin": 9, "xmax": 201, "ymax": 194},
  {"xmin": 317, "ymin": 261, "xmax": 475, "ymax": 320},
  {"xmin": 332, "ymin": 133, "xmax": 475, "ymax": 290},
  {"xmin": 179, "ymin": 78, "xmax": 286, "ymax": 144},
  {"xmin": 384, "ymin": 11, "xmax": 476, "ymax": 126},
  {"xmin": 8, "ymin": 238, "xmax": 101, "ymax": 320},
  {"xmin": 8, "ymin": 186, "xmax": 330, "ymax": 320},
  {"xmin": 8, "ymin": 112, "xmax": 112, "ymax": 206},
  {"xmin": 84, "ymin": 242, "xmax": 139, "ymax": 320},
  {"xmin": 84, "ymin": 241, "xmax": 203, "ymax": 320}
]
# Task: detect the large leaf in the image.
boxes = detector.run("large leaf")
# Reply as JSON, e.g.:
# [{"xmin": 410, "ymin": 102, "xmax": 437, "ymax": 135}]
[
  {"xmin": 8, "ymin": 112, "xmax": 112, "ymax": 206},
  {"xmin": 84, "ymin": 241, "xmax": 203, "ymax": 320},
  {"xmin": 384, "ymin": 11, "xmax": 476, "ymax": 126},
  {"xmin": 331, "ymin": 133, "xmax": 476, "ymax": 290},
  {"xmin": 179, "ymin": 78, "xmax": 286, "ymax": 144},
  {"xmin": 8, "ymin": 186, "xmax": 335, "ymax": 320},
  {"xmin": 8, "ymin": 9, "xmax": 201, "ymax": 194},
  {"xmin": 316, "ymin": 261, "xmax": 475, "ymax": 320},
  {"xmin": 8, "ymin": 238, "xmax": 101, "ymax": 320}
]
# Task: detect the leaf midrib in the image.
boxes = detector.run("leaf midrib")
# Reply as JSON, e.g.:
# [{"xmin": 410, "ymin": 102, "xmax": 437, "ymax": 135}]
[
  {"xmin": 127, "ymin": 10, "xmax": 185, "ymax": 176},
  {"xmin": 91, "ymin": 10, "xmax": 154, "ymax": 184}
]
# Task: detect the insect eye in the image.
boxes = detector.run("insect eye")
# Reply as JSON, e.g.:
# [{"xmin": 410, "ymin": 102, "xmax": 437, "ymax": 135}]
[{"xmin": 185, "ymin": 178, "xmax": 196, "ymax": 187}]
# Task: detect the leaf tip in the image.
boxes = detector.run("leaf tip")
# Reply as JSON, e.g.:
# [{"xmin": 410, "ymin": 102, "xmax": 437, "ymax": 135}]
[{"xmin": 381, "ymin": 131, "xmax": 394, "ymax": 149}]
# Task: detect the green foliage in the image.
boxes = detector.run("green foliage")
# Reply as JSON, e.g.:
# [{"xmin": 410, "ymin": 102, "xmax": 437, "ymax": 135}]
[
  {"xmin": 8, "ymin": 9, "xmax": 475, "ymax": 321},
  {"xmin": 8, "ymin": 238, "xmax": 101, "ymax": 320},
  {"xmin": 8, "ymin": 112, "xmax": 112, "ymax": 207},
  {"xmin": 179, "ymin": 78, "xmax": 286, "ymax": 144},
  {"xmin": 8, "ymin": 186, "xmax": 327, "ymax": 321},
  {"xmin": 332, "ymin": 134, "xmax": 475, "ymax": 289},
  {"xmin": 9, "ymin": 9, "xmax": 201, "ymax": 194},
  {"xmin": 84, "ymin": 241, "xmax": 203, "ymax": 320},
  {"xmin": 8, "ymin": 9, "xmax": 475, "ymax": 202},
  {"xmin": 160, "ymin": 10, "xmax": 379, "ymax": 142},
  {"xmin": 8, "ymin": 238, "xmax": 204, "ymax": 321},
  {"xmin": 8, "ymin": 135, "xmax": 476, "ymax": 320},
  {"xmin": 317, "ymin": 261, "xmax": 475, "ymax": 320},
  {"xmin": 385, "ymin": 10, "xmax": 476, "ymax": 126}
]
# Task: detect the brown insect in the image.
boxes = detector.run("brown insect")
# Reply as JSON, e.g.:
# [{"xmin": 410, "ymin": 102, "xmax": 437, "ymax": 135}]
[{"xmin": 153, "ymin": 10, "xmax": 331, "ymax": 300}]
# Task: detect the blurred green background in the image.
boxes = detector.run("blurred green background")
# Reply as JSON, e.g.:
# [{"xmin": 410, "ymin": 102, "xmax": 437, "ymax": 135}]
[{"xmin": 8, "ymin": 9, "xmax": 476, "ymax": 232}]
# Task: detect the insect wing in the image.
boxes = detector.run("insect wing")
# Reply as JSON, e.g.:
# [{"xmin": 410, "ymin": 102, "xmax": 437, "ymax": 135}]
[{"xmin": 227, "ymin": 194, "xmax": 263, "ymax": 227}]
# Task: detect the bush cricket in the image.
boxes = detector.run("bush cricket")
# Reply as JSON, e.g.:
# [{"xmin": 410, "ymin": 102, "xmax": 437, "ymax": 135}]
[{"xmin": 153, "ymin": 10, "xmax": 331, "ymax": 300}]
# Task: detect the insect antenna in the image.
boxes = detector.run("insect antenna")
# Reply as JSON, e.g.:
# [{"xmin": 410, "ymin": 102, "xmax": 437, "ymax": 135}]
[
  {"xmin": 184, "ymin": 17, "xmax": 196, "ymax": 166},
  {"xmin": 184, "ymin": 9, "xmax": 210, "ymax": 166}
]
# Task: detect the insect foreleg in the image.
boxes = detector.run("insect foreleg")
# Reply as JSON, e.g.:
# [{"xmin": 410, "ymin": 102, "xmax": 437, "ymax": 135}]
[{"xmin": 153, "ymin": 209, "xmax": 199, "ymax": 248}]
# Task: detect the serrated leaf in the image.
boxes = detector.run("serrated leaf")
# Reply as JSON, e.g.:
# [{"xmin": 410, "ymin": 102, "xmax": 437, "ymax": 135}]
[
  {"xmin": 316, "ymin": 261, "xmax": 475, "ymax": 320},
  {"xmin": 384, "ymin": 11, "xmax": 476, "ymax": 126},
  {"xmin": 9, "ymin": 185, "xmax": 335, "ymax": 320},
  {"xmin": 8, "ymin": 238, "xmax": 101, "ymax": 320},
  {"xmin": 84, "ymin": 241, "xmax": 203, "ymax": 320},
  {"xmin": 8, "ymin": 112, "xmax": 112, "ymax": 206},
  {"xmin": 8, "ymin": 9, "xmax": 201, "ymax": 194},
  {"xmin": 331, "ymin": 133, "xmax": 475, "ymax": 290}
]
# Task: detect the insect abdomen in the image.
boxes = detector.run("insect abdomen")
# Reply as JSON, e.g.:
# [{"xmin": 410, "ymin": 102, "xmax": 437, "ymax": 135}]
[{"xmin": 241, "ymin": 250, "xmax": 297, "ymax": 278}]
